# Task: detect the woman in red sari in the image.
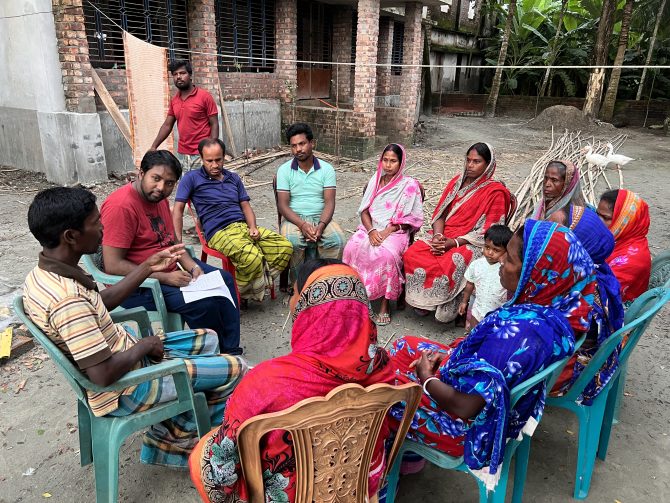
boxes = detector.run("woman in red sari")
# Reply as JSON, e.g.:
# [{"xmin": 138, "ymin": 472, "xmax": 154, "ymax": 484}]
[
  {"xmin": 403, "ymin": 142, "xmax": 512, "ymax": 323},
  {"xmin": 189, "ymin": 260, "xmax": 395, "ymax": 502},
  {"xmin": 597, "ymin": 189, "xmax": 652, "ymax": 303}
]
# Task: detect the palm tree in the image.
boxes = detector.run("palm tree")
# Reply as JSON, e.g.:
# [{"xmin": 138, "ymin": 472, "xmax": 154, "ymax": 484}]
[
  {"xmin": 583, "ymin": 0, "xmax": 617, "ymax": 118},
  {"xmin": 486, "ymin": 0, "xmax": 517, "ymax": 117},
  {"xmin": 636, "ymin": 0, "xmax": 668, "ymax": 99},
  {"xmin": 600, "ymin": 0, "xmax": 635, "ymax": 120}
]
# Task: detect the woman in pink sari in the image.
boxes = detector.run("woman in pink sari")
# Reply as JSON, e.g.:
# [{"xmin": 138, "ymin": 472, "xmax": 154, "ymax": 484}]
[{"xmin": 343, "ymin": 144, "xmax": 424, "ymax": 325}]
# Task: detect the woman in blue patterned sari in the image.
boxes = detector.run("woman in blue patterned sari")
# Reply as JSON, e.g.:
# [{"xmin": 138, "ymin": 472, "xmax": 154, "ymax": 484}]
[
  {"xmin": 551, "ymin": 205, "xmax": 624, "ymax": 405},
  {"xmin": 388, "ymin": 220, "xmax": 596, "ymax": 489}
]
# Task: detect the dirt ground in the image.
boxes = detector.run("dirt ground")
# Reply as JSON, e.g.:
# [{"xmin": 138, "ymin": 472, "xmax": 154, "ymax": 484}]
[{"xmin": 1, "ymin": 115, "xmax": 668, "ymax": 502}]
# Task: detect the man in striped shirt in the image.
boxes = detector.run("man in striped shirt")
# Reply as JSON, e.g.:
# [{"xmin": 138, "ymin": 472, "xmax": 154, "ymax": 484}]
[{"xmin": 22, "ymin": 187, "xmax": 247, "ymax": 467}]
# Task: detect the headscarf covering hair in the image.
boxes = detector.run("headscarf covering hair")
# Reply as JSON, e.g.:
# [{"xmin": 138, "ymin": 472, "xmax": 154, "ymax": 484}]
[
  {"xmin": 607, "ymin": 189, "xmax": 652, "ymax": 302},
  {"xmin": 357, "ymin": 143, "xmax": 423, "ymax": 232},
  {"xmin": 431, "ymin": 142, "xmax": 498, "ymax": 225},
  {"xmin": 190, "ymin": 264, "xmax": 394, "ymax": 502},
  {"xmin": 507, "ymin": 219, "xmax": 596, "ymax": 333},
  {"xmin": 533, "ymin": 160, "xmax": 586, "ymax": 220}
]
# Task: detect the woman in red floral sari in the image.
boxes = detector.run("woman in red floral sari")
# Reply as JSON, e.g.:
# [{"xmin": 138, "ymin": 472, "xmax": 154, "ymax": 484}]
[
  {"xmin": 189, "ymin": 260, "xmax": 395, "ymax": 502},
  {"xmin": 403, "ymin": 143, "xmax": 512, "ymax": 323}
]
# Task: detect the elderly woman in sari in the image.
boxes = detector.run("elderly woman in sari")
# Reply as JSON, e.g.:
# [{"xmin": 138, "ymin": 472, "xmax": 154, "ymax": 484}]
[
  {"xmin": 533, "ymin": 159, "xmax": 586, "ymax": 224},
  {"xmin": 388, "ymin": 220, "xmax": 596, "ymax": 490},
  {"xmin": 343, "ymin": 144, "xmax": 424, "ymax": 325},
  {"xmin": 597, "ymin": 189, "xmax": 652, "ymax": 303},
  {"xmin": 403, "ymin": 143, "xmax": 512, "ymax": 323},
  {"xmin": 189, "ymin": 259, "xmax": 395, "ymax": 502}
]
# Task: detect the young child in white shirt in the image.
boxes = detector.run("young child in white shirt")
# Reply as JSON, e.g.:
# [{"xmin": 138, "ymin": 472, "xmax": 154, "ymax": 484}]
[{"xmin": 458, "ymin": 224, "xmax": 513, "ymax": 331}]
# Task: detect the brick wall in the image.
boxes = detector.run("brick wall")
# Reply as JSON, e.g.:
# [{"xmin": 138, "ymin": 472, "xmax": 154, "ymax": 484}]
[
  {"xmin": 375, "ymin": 106, "xmax": 407, "ymax": 138},
  {"xmin": 437, "ymin": 93, "xmax": 670, "ymax": 126},
  {"xmin": 219, "ymin": 72, "xmax": 283, "ymax": 100},
  {"xmin": 276, "ymin": 0, "xmax": 298, "ymax": 104},
  {"xmin": 332, "ymin": 7, "xmax": 353, "ymax": 102},
  {"xmin": 95, "ymin": 69, "xmax": 128, "ymax": 109},
  {"xmin": 52, "ymin": 0, "xmax": 95, "ymax": 113},
  {"xmin": 397, "ymin": 3, "xmax": 423, "ymax": 137},
  {"xmin": 376, "ymin": 17, "xmax": 393, "ymax": 96},
  {"xmin": 290, "ymin": 105, "xmax": 377, "ymax": 159},
  {"xmin": 352, "ymin": 0, "xmax": 381, "ymax": 138},
  {"xmin": 188, "ymin": 0, "xmax": 219, "ymax": 98}
]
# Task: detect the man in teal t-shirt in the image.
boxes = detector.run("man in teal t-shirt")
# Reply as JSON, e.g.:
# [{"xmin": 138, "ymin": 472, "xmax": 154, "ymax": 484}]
[{"xmin": 276, "ymin": 123, "xmax": 345, "ymax": 281}]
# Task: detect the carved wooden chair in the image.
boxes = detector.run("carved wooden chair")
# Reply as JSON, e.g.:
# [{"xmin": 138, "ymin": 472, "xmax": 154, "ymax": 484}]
[{"xmin": 237, "ymin": 382, "xmax": 422, "ymax": 503}]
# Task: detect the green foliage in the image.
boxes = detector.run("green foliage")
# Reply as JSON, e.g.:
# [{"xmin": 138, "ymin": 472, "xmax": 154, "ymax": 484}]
[{"xmin": 481, "ymin": 0, "xmax": 669, "ymax": 99}]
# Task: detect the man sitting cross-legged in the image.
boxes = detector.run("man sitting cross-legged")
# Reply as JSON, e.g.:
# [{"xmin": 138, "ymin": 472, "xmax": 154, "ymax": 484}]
[
  {"xmin": 100, "ymin": 150, "xmax": 242, "ymax": 355},
  {"xmin": 22, "ymin": 187, "xmax": 247, "ymax": 467},
  {"xmin": 172, "ymin": 138, "xmax": 293, "ymax": 302}
]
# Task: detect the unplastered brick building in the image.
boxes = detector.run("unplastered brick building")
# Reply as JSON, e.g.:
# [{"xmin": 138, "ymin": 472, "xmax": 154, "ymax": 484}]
[{"xmin": 0, "ymin": 0, "xmax": 444, "ymax": 184}]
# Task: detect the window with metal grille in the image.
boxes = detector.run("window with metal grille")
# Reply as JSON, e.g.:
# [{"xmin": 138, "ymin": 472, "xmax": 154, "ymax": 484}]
[
  {"xmin": 83, "ymin": 0, "xmax": 190, "ymax": 69},
  {"xmin": 391, "ymin": 22, "xmax": 404, "ymax": 76},
  {"xmin": 296, "ymin": 0, "xmax": 333, "ymax": 69},
  {"xmin": 215, "ymin": 0, "xmax": 276, "ymax": 72}
]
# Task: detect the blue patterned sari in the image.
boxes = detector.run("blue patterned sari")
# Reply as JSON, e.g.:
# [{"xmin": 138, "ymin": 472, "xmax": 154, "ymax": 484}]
[{"xmin": 389, "ymin": 220, "xmax": 596, "ymax": 488}]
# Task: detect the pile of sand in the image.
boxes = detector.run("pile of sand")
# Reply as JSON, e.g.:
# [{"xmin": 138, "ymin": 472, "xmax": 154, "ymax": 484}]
[{"xmin": 528, "ymin": 105, "xmax": 614, "ymax": 131}]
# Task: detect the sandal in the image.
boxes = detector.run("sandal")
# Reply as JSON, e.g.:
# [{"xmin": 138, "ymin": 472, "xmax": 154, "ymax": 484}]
[{"xmin": 375, "ymin": 312, "xmax": 391, "ymax": 326}]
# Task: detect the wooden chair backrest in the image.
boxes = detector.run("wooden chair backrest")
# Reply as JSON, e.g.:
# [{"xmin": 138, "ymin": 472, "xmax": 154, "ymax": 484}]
[{"xmin": 237, "ymin": 382, "xmax": 422, "ymax": 503}]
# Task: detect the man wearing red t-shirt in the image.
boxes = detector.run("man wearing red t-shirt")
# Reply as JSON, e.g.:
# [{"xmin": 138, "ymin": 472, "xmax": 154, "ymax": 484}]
[
  {"xmin": 100, "ymin": 150, "xmax": 241, "ymax": 354},
  {"xmin": 151, "ymin": 60, "xmax": 219, "ymax": 172}
]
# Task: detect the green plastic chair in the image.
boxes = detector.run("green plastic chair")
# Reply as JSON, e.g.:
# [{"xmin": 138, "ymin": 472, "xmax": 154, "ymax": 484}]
[
  {"xmin": 544, "ymin": 287, "xmax": 670, "ymax": 499},
  {"xmin": 13, "ymin": 297, "xmax": 212, "ymax": 503},
  {"xmin": 384, "ymin": 351, "xmax": 574, "ymax": 503},
  {"xmin": 598, "ymin": 286, "xmax": 670, "ymax": 453},
  {"xmin": 648, "ymin": 250, "xmax": 670, "ymax": 289},
  {"xmin": 80, "ymin": 246, "xmax": 196, "ymax": 333}
]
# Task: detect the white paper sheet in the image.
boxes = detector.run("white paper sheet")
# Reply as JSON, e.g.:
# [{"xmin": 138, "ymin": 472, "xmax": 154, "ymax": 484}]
[{"xmin": 180, "ymin": 271, "xmax": 236, "ymax": 307}]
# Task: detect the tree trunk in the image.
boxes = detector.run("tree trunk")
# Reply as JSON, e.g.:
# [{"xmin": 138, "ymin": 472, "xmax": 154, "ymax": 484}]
[
  {"xmin": 485, "ymin": 0, "xmax": 516, "ymax": 117},
  {"xmin": 636, "ymin": 0, "xmax": 667, "ymax": 100},
  {"xmin": 582, "ymin": 0, "xmax": 617, "ymax": 118},
  {"xmin": 539, "ymin": 0, "xmax": 568, "ymax": 98},
  {"xmin": 600, "ymin": 0, "xmax": 635, "ymax": 121}
]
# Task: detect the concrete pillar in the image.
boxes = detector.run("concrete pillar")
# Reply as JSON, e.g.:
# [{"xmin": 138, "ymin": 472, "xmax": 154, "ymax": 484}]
[
  {"xmin": 188, "ymin": 0, "xmax": 219, "ymax": 98},
  {"xmin": 275, "ymin": 0, "xmax": 298, "ymax": 105},
  {"xmin": 331, "ymin": 7, "xmax": 353, "ymax": 103},
  {"xmin": 353, "ymin": 0, "xmax": 380, "ymax": 137},
  {"xmin": 376, "ymin": 17, "xmax": 393, "ymax": 97},
  {"xmin": 399, "ymin": 2, "xmax": 423, "ymax": 135}
]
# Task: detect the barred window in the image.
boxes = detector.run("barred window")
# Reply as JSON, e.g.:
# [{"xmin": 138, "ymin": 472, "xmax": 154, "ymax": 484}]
[
  {"xmin": 391, "ymin": 22, "xmax": 404, "ymax": 76},
  {"xmin": 296, "ymin": 0, "xmax": 333, "ymax": 69},
  {"xmin": 215, "ymin": 0, "xmax": 276, "ymax": 72},
  {"xmin": 83, "ymin": 0, "xmax": 189, "ymax": 69}
]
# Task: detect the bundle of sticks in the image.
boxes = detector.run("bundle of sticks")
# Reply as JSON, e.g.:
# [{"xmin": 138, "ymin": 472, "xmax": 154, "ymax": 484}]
[
  {"xmin": 225, "ymin": 148, "xmax": 360, "ymax": 177},
  {"xmin": 510, "ymin": 129, "xmax": 627, "ymax": 229}
]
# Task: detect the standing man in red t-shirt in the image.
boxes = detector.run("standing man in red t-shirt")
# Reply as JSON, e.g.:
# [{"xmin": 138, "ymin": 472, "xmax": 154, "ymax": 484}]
[{"xmin": 151, "ymin": 60, "xmax": 219, "ymax": 172}]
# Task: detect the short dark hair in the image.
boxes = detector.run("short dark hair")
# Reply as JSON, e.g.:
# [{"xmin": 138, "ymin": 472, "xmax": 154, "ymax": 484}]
[
  {"xmin": 600, "ymin": 189, "xmax": 619, "ymax": 210},
  {"xmin": 198, "ymin": 138, "xmax": 226, "ymax": 157},
  {"xmin": 140, "ymin": 150, "xmax": 182, "ymax": 179},
  {"xmin": 296, "ymin": 258, "xmax": 343, "ymax": 292},
  {"xmin": 168, "ymin": 59, "xmax": 192, "ymax": 75},
  {"xmin": 286, "ymin": 123, "xmax": 314, "ymax": 143},
  {"xmin": 382, "ymin": 143, "xmax": 404, "ymax": 165},
  {"xmin": 28, "ymin": 187, "xmax": 97, "ymax": 249},
  {"xmin": 467, "ymin": 142, "xmax": 491, "ymax": 165},
  {"xmin": 485, "ymin": 224, "xmax": 513, "ymax": 248}
]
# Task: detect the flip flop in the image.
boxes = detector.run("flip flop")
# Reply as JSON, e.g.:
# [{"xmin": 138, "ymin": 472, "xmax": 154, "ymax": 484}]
[{"xmin": 375, "ymin": 312, "xmax": 391, "ymax": 326}]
